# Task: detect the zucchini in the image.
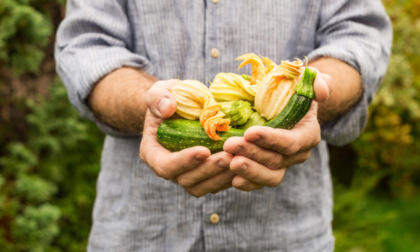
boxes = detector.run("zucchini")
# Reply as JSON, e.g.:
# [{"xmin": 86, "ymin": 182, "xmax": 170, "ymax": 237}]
[
  {"xmin": 157, "ymin": 67, "xmax": 316, "ymax": 153},
  {"xmin": 263, "ymin": 94, "xmax": 311, "ymax": 129},
  {"xmin": 157, "ymin": 119, "xmax": 244, "ymax": 153}
]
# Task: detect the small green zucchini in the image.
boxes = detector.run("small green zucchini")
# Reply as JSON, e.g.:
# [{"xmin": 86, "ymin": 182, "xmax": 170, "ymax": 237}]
[{"xmin": 157, "ymin": 67, "xmax": 317, "ymax": 153}]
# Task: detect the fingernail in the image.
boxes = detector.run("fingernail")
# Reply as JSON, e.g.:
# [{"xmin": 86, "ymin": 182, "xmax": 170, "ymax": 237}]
[
  {"xmin": 322, "ymin": 73, "xmax": 332, "ymax": 82},
  {"xmin": 322, "ymin": 74, "xmax": 332, "ymax": 97},
  {"xmin": 158, "ymin": 97, "xmax": 171, "ymax": 116},
  {"xmin": 246, "ymin": 134, "xmax": 260, "ymax": 143},
  {"xmin": 217, "ymin": 159, "xmax": 229, "ymax": 170},
  {"xmin": 236, "ymin": 164, "xmax": 248, "ymax": 173},
  {"xmin": 194, "ymin": 153, "xmax": 207, "ymax": 161}
]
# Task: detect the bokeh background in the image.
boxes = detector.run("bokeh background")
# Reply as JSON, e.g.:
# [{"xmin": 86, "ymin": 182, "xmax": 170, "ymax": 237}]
[{"xmin": 1, "ymin": 0, "xmax": 419, "ymax": 251}]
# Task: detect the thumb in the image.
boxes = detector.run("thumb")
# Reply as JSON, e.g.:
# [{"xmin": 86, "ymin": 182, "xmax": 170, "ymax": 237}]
[
  {"xmin": 146, "ymin": 80, "xmax": 178, "ymax": 119},
  {"xmin": 313, "ymin": 71, "xmax": 333, "ymax": 103}
]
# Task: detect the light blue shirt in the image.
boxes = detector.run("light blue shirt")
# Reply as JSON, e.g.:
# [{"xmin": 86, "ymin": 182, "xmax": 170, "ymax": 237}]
[{"xmin": 55, "ymin": 1, "xmax": 392, "ymax": 251}]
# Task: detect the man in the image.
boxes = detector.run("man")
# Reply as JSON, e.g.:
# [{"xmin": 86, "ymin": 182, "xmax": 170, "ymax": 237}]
[{"xmin": 55, "ymin": 0, "xmax": 392, "ymax": 251}]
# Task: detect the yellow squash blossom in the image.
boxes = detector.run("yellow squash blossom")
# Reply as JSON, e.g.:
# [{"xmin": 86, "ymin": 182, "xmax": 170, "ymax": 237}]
[
  {"xmin": 254, "ymin": 59, "xmax": 304, "ymax": 120},
  {"xmin": 171, "ymin": 80, "xmax": 230, "ymax": 140},
  {"xmin": 210, "ymin": 73, "xmax": 256, "ymax": 102}
]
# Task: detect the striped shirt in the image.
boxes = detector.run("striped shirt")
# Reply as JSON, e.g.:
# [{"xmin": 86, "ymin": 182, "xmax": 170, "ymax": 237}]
[{"xmin": 55, "ymin": 1, "xmax": 392, "ymax": 251}]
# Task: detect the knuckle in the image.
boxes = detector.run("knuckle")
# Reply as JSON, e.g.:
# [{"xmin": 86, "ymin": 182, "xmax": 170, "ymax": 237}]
[
  {"xmin": 236, "ymin": 181, "xmax": 261, "ymax": 192},
  {"xmin": 313, "ymin": 135, "xmax": 321, "ymax": 146},
  {"xmin": 266, "ymin": 175, "xmax": 283, "ymax": 187},
  {"xmin": 279, "ymin": 133, "xmax": 299, "ymax": 155},
  {"xmin": 154, "ymin": 167, "xmax": 172, "ymax": 180},
  {"xmin": 177, "ymin": 177, "xmax": 194, "ymax": 187},
  {"xmin": 266, "ymin": 154, "xmax": 284, "ymax": 169},
  {"xmin": 284, "ymin": 143, "xmax": 300, "ymax": 156},
  {"xmin": 201, "ymin": 165, "xmax": 214, "ymax": 177},
  {"xmin": 139, "ymin": 151, "xmax": 146, "ymax": 162},
  {"xmin": 245, "ymin": 148, "xmax": 257, "ymax": 161},
  {"xmin": 187, "ymin": 188, "xmax": 206, "ymax": 198},
  {"xmin": 234, "ymin": 180, "xmax": 250, "ymax": 191},
  {"xmin": 221, "ymin": 170, "xmax": 235, "ymax": 181},
  {"xmin": 264, "ymin": 137, "xmax": 279, "ymax": 150},
  {"xmin": 300, "ymin": 152, "xmax": 311, "ymax": 163}
]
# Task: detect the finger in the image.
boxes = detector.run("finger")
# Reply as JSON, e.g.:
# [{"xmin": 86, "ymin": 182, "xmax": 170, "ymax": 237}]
[
  {"xmin": 185, "ymin": 170, "xmax": 236, "ymax": 198},
  {"xmin": 230, "ymin": 155, "xmax": 287, "ymax": 188},
  {"xmin": 143, "ymin": 145, "xmax": 211, "ymax": 180},
  {"xmin": 140, "ymin": 111, "xmax": 211, "ymax": 180},
  {"xmin": 211, "ymin": 181, "xmax": 233, "ymax": 194},
  {"xmin": 243, "ymin": 104, "xmax": 320, "ymax": 156},
  {"xmin": 146, "ymin": 80, "xmax": 178, "ymax": 118},
  {"xmin": 175, "ymin": 152, "xmax": 233, "ymax": 187},
  {"xmin": 243, "ymin": 127, "xmax": 319, "ymax": 156},
  {"xmin": 224, "ymin": 136, "xmax": 283, "ymax": 169},
  {"xmin": 231, "ymin": 176, "xmax": 264, "ymax": 192},
  {"xmin": 224, "ymin": 137, "xmax": 311, "ymax": 169}
]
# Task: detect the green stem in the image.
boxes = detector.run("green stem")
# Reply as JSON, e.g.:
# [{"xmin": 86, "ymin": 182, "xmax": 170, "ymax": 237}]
[{"xmin": 295, "ymin": 67, "xmax": 316, "ymax": 99}]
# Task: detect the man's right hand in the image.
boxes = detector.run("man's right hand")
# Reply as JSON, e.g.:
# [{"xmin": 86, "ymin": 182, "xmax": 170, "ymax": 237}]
[{"xmin": 139, "ymin": 80, "xmax": 234, "ymax": 197}]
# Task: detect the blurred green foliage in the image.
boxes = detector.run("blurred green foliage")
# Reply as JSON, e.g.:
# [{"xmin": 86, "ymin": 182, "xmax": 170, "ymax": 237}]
[
  {"xmin": 0, "ymin": 2, "xmax": 102, "ymax": 251},
  {"xmin": 0, "ymin": 0, "xmax": 53, "ymax": 74},
  {"xmin": 0, "ymin": 77, "xmax": 103, "ymax": 251},
  {"xmin": 0, "ymin": 0, "xmax": 419, "ymax": 251},
  {"xmin": 331, "ymin": 1, "xmax": 420, "ymax": 251},
  {"xmin": 352, "ymin": 0, "xmax": 420, "ymax": 199}
]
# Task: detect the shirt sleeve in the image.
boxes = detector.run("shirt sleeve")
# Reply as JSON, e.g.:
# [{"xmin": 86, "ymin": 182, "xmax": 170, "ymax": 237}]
[
  {"xmin": 307, "ymin": 0, "xmax": 393, "ymax": 146},
  {"xmin": 54, "ymin": 0, "xmax": 155, "ymax": 136}
]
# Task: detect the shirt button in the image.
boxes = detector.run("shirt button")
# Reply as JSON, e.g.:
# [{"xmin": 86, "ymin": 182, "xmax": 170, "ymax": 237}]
[
  {"xmin": 211, "ymin": 48, "xmax": 220, "ymax": 58},
  {"xmin": 211, "ymin": 0, "xmax": 219, "ymax": 4},
  {"xmin": 210, "ymin": 213, "xmax": 220, "ymax": 224}
]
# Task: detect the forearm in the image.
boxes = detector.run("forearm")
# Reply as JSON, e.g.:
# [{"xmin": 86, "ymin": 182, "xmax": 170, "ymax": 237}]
[
  {"xmin": 309, "ymin": 57, "xmax": 363, "ymax": 124},
  {"xmin": 87, "ymin": 67, "xmax": 157, "ymax": 134}
]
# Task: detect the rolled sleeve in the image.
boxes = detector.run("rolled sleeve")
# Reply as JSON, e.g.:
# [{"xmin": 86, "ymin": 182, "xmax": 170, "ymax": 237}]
[
  {"xmin": 307, "ymin": 0, "xmax": 392, "ymax": 145},
  {"xmin": 55, "ymin": 0, "xmax": 155, "ymax": 136}
]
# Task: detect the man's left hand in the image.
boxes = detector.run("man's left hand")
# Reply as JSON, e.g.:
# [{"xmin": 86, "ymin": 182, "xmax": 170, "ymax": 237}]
[{"xmin": 223, "ymin": 68, "xmax": 331, "ymax": 191}]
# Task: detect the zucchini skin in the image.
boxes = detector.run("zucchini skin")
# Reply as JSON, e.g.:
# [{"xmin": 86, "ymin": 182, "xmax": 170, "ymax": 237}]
[
  {"xmin": 263, "ymin": 94, "xmax": 311, "ymax": 129},
  {"xmin": 157, "ymin": 119, "xmax": 244, "ymax": 153}
]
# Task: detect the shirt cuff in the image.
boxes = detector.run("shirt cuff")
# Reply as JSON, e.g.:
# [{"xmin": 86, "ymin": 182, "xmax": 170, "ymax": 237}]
[
  {"xmin": 55, "ymin": 45, "xmax": 156, "ymax": 137},
  {"xmin": 307, "ymin": 47, "xmax": 370, "ymax": 146}
]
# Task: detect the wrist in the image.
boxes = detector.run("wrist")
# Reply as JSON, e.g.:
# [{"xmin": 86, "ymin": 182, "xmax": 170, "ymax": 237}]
[
  {"xmin": 87, "ymin": 67, "xmax": 157, "ymax": 134},
  {"xmin": 309, "ymin": 57, "xmax": 362, "ymax": 124}
]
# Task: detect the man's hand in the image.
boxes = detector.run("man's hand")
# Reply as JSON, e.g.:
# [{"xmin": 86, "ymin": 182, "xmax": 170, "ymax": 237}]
[
  {"xmin": 223, "ymin": 68, "xmax": 332, "ymax": 191},
  {"xmin": 139, "ymin": 80, "xmax": 235, "ymax": 197}
]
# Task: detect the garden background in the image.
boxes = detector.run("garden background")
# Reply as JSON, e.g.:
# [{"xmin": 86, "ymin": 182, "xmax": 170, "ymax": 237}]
[{"xmin": 1, "ymin": 0, "xmax": 419, "ymax": 251}]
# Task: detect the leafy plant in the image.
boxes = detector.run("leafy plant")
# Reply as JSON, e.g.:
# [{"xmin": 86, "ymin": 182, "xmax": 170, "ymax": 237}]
[
  {"xmin": 349, "ymin": 0, "xmax": 420, "ymax": 199},
  {"xmin": 0, "ymin": 0, "xmax": 53, "ymax": 74},
  {"xmin": 332, "ymin": 1, "xmax": 420, "ymax": 250},
  {"xmin": 0, "ymin": 78, "xmax": 104, "ymax": 251}
]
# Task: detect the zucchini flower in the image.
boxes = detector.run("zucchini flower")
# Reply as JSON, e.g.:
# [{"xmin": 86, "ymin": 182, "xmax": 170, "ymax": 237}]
[
  {"xmin": 199, "ymin": 99, "xmax": 230, "ymax": 141},
  {"xmin": 171, "ymin": 80, "xmax": 212, "ymax": 120},
  {"xmin": 171, "ymin": 80, "xmax": 230, "ymax": 140},
  {"xmin": 220, "ymin": 100, "xmax": 253, "ymax": 126},
  {"xmin": 236, "ymin": 53, "xmax": 277, "ymax": 86},
  {"xmin": 238, "ymin": 111, "xmax": 267, "ymax": 130},
  {"xmin": 254, "ymin": 58, "xmax": 304, "ymax": 120},
  {"xmin": 210, "ymin": 73, "xmax": 256, "ymax": 102}
]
